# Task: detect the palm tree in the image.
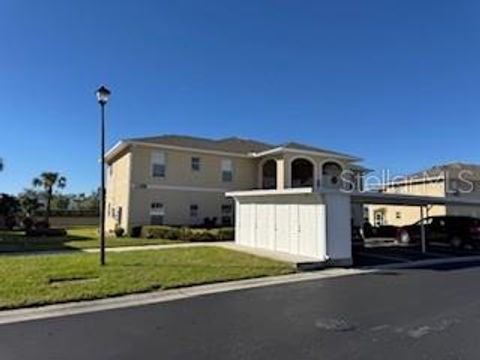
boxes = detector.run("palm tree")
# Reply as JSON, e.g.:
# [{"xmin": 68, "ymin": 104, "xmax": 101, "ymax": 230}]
[
  {"xmin": 18, "ymin": 190, "xmax": 42, "ymax": 217},
  {"xmin": 32, "ymin": 172, "xmax": 67, "ymax": 225}
]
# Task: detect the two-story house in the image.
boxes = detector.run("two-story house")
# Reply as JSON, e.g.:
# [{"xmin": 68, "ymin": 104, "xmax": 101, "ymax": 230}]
[{"xmin": 105, "ymin": 135, "xmax": 367, "ymax": 233}]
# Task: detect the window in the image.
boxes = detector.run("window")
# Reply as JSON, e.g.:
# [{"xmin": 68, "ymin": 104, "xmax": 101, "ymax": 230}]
[
  {"xmin": 151, "ymin": 151, "xmax": 166, "ymax": 178},
  {"xmin": 190, "ymin": 204, "xmax": 199, "ymax": 218},
  {"xmin": 322, "ymin": 161, "xmax": 342, "ymax": 188},
  {"xmin": 117, "ymin": 207, "xmax": 123, "ymax": 224},
  {"xmin": 221, "ymin": 204, "xmax": 233, "ymax": 226},
  {"xmin": 150, "ymin": 202, "xmax": 165, "ymax": 225},
  {"xmin": 292, "ymin": 158, "xmax": 314, "ymax": 188},
  {"xmin": 191, "ymin": 157, "xmax": 201, "ymax": 171},
  {"xmin": 262, "ymin": 159, "xmax": 277, "ymax": 189},
  {"xmin": 221, "ymin": 159, "xmax": 233, "ymax": 182}
]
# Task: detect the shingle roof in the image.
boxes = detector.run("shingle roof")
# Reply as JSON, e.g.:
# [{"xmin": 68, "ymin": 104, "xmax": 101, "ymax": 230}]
[
  {"xmin": 127, "ymin": 135, "xmax": 273, "ymax": 154},
  {"xmin": 407, "ymin": 163, "xmax": 480, "ymax": 181},
  {"xmin": 281, "ymin": 142, "xmax": 359, "ymax": 159},
  {"xmin": 124, "ymin": 134, "xmax": 359, "ymax": 159}
]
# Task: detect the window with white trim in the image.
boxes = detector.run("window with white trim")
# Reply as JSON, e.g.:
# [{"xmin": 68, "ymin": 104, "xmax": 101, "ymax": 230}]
[
  {"xmin": 221, "ymin": 204, "xmax": 233, "ymax": 226},
  {"xmin": 151, "ymin": 151, "xmax": 166, "ymax": 178},
  {"xmin": 221, "ymin": 159, "xmax": 233, "ymax": 182},
  {"xmin": 190, "ymin": 204, "xmax": 199, "ymax": 218},
  {"xmin": 150, "ymin": 202, "xmax": 165, "ymax": 225},
  {"xmin": 191, "ymin": 157, "xmax": 201, "ymax": 171}
]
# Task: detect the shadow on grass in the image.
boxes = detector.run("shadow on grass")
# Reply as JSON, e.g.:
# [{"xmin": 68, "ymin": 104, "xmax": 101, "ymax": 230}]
[{"xmin": 0, "ymin": 231, "xmax": 91, "ymax": 254}]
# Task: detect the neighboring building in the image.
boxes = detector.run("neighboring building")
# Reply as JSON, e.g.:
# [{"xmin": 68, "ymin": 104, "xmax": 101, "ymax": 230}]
[
  {"xmin": 105, "ymin": 135, "xmax": 367, "ymax": 233},
  {"xmin": 368, "ymin": 163, "xmax": 480, "ymax": 226}
]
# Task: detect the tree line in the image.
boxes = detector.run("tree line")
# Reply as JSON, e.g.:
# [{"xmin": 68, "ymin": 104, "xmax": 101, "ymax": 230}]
[{"xmin": 0, "ymin": 171, "xmax": 99, "ymax": 230}]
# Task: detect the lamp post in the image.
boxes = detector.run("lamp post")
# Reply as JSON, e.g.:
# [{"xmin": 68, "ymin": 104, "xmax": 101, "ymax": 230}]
[{"xmin": 96, "ymin": 85, "xmax": 111, "ymax": 266}]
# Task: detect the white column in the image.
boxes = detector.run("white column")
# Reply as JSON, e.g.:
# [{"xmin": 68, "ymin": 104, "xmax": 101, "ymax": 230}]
[
  {"xmin": 420, "ymin": 206, "xmax": 426, "ymax": 253},
  {"xmin": 324, "ymin": 192, "xmax": 352, "ymax": 265}
]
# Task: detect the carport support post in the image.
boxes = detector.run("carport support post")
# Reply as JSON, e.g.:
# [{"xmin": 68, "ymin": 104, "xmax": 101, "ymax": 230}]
[{"xmin": 420, "ymin": 205, "xmax": 426, "ymax": 254}]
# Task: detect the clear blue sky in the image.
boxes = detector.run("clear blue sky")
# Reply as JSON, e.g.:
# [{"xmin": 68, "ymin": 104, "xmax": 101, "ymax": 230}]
[{"xmin": 1, "ymin": 0, "xmax": 479, "ymax": 195}]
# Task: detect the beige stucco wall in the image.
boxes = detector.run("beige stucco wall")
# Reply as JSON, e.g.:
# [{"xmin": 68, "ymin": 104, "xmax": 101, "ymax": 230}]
[
  {"xmin": 109, "ymin": 145, "xmax": 256, "ymax": 231},
  {"xmin": 106, "ymin": 151, "xmax": 131, "ymax": 232},
  {"xmin": 129, "ymin": 188, "xmax": 234, "ymax": 227},
  {"xmin": 129, "ymin": 145, "xmax": 258, "ymax": 191},
  {"xmin": 106, "ymin": 143, "xmax": 363, "ymax": 232}
]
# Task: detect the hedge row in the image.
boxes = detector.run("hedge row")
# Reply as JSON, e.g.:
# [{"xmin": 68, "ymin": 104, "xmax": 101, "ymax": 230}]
[{"xmin": 139, "ymin": 226, "xmax": 234, "ymax": 242}]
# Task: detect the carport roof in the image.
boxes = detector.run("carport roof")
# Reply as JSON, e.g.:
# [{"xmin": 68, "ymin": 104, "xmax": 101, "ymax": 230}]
[
  {"xmin": 351, "ymin": 191, "xmax": 480, "ymax": 206},
  {"xmin": 227, "ymin": 188, "xmax": 480, "ymax": 207}
]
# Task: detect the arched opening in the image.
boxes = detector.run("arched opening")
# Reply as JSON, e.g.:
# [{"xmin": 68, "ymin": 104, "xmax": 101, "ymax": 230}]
[
  {"xmin": 262, "ymin": 159, "xmax": 277, "ymax": 189},
  {"xmin": 322, "ymin": 161, "xmax": 343, "ymax": 188},
  {"xmin": 291, "ymin": 158, "xmax": 314, "ymax": 188}
]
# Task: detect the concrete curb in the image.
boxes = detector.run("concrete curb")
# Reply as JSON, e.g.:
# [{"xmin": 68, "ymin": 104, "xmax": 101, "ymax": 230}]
[
  {"xmin": 0, "ymin": 268, "xmax": 371, "ymax": 326},
  {"xmin": 2, "ymin": 255, "xmax": 480, "ymax": 326}
]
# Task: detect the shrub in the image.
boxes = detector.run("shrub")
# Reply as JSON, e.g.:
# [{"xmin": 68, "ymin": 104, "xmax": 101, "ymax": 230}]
[
  {"xmin": 5, "ymin": 215, "xmax": 16, "ymax": 230},
  {"xmin": 198, "ymin": 231, "xmax": 217, "ymax": 242},
  {"xmin": 114, "ymin": 227, "xmax": 125, "ymax": 238},
  {"xmin": 217, "ymin": 227, "xmax": 235, "ymax": 240},
  {"xmin": 139, "ymin": 225, "xmax": 235, "ymax": 242},
  {"xmin": 182, "ymin": 227, "xmax": 234, "ymax": 242},
  {"xmin": 141, "ymin": 226, "xmax": 181, "ymax": 240},
  {"xmin": 130, "ymin": 226, "xmax": 142, "ymax": 238},
  {"xmin": 35, "ymin": 220, "xmax": 50, "ymax": 230},
  {"xmin": 22, "ymin": 217, "xmax": 34, "ymax": 231}
]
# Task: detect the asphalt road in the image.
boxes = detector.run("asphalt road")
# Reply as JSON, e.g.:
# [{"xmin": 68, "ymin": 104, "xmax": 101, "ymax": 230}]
[{"xmin": 2, "ymin": 261, "xmax": 480, "ymax": 360}]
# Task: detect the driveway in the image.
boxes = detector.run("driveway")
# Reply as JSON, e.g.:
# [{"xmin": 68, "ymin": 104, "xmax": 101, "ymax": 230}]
[
  {"xmin": 354, "ymin": 238, "xmax": 480, "ymax": 267},
  {"xmin": 2, "ymin": 260, "xmax": 480, "ymax": 359}
]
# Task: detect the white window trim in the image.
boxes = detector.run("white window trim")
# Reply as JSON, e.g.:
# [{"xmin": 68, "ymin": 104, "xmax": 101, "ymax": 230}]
[
  {"xmin": 190, "ymin": 204, "xmax": 199, "ymax": 218},
  {"xmin": 150, "ymin": 202, "xmax": 165, "ymax": 216},
  {"xmin": 191, "ymin": 157, "xmax": 201, "ymax": 172},
  {"xmin": 151, "ymin": 151, "xmax": 166, "ymax": 178},
  {"xmin": 221, "ymin": 159, "xmax": 234, "ymax": 182}
]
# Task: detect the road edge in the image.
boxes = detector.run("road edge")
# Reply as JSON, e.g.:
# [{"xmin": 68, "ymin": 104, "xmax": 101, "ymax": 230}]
[{"xmin": 0, "ymin": 268, "xmax": 370, "ymax": 325}]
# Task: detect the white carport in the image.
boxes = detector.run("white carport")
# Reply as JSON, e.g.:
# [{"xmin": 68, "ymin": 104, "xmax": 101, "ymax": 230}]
[
  {"xmin": 352, "ymin": 192, "xmax": 480, "ymax": 253},
  {"xmin": 227, "ymin": 188, "xmax": 480, "ymax": 267}
]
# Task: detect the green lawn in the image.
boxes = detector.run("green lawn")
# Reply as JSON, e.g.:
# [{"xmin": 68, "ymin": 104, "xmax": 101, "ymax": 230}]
[
  {"xmin": 0, "ymin": 226, "xmax": 183, "ymax": 253},
  {"xmin": 0, "ymin": 247, "xmax": 294, "ymax": 310}
]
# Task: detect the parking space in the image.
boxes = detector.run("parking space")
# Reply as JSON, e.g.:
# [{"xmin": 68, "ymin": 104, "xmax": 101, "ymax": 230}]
[{"xmin": 353, "ymin": 238, "xmax": 480, "ymax": 267}]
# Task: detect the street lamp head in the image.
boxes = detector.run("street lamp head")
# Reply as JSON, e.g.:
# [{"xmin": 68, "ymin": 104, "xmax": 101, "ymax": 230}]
[{"xmin": 96, "ymin": 85, "xmax": 111, "ymax": 105}]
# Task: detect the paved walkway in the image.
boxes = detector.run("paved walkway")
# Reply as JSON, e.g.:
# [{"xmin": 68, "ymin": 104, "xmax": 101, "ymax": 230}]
[
  {"xmin": 1, "ymin": 242, "xmax": 325, "ymax": 269},
  {"xmin": 82, "ymin": 241, "xmax": 231, "ymax": 253},
  {"xmin": 0, "ymin": 242, "xmax": 230, "ymax": 257}
]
